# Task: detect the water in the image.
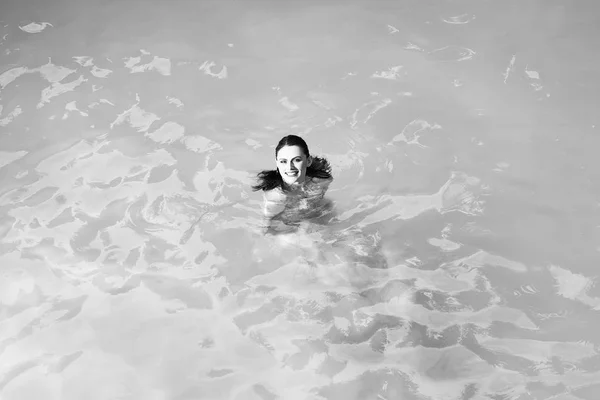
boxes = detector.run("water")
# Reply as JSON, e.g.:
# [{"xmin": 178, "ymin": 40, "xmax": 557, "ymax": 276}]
[{"xmin": 1, "ymin": 1, "xmax": 600, "ymax": 399}]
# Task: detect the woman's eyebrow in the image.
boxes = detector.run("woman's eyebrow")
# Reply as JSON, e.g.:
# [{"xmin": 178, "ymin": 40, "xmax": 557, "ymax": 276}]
[{"xmin": 278, "ymin": 157, "xmax": 300, "ymax": 161}]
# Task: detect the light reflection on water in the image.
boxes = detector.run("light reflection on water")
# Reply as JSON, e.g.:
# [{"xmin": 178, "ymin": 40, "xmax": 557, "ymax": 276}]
[{"xmin": 1, "ymin": 1, "xmax": 600, "ymax": 399}]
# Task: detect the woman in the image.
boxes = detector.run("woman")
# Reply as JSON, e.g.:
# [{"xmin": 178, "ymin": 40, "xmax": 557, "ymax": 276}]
[
  {"xmin": 182, "ymin": 135, "xmax": 333, "ymax": 246},
  {"xmin": 252, "ymin": 135, "xmax": 335, "ymax": 234},
  {"xmin": 251, "ymin": 135, "xmax": 387, "ymax": 271}
]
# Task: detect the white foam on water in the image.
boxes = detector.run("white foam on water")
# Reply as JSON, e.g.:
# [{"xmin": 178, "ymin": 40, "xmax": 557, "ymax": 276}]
[
  {"xmin": 145, "ymin": 121, "xmax": 185, "ymax": 144},
  {"xmin": 429, "ymin": 46, "xmax": 476, "ymax": 62},
  {"xmin": 503, "ymin": 54, "xmax": 517, "ymax": 84},
  {"xmin": 38, "ymin": 75, "xmax": 87, "ymax": 109},
  {"xmin": 166, "ymin": 96, "xmax": 184, "ymax": 108},
  {"xmin": 404, "ymin": 42, "xmax": 425, "ymax": 52},
  {"xmin": 38, "ymin": 61, "xmax": 77, "ymax": 83},
  {"xmin": 0, "ymin": 150, "xmax": 27, "ymax": 168},
  {"xmin": 127, "ymin": 55, "xmax": 172, "ymax": 76},
  {"xmin": 90, "ymin": 65, "xmax": 112, "ymax": 78},
  {"xmin": 371, "ymin": 66, "xmax": 404, "ymax": 80},
  {"xmin": 0, "ymin": 67, "xmax": 28, "ymax": 88},
  {"xmin": 442, "ymin": 14, "xmax": 476, "ymax": 24},
  {"xmin": 73, "ymin": 56, "xmax": 94, "ymax": 67},
  {"xmin": 124, "ymin": 56, "xmax": 141, "ymax": 68},
  {"xmin": 110, "ymin": 95, "xmax": 161, "ymax": 132},
  {"xmin": 428, "ymin": 237, "xmax": 461, "ymax": 251},
  {"xmin": 182, "ymin": 135, "xmax": 222, "ymax": 153},
  {"xmin": 19, "ymin": 22, "xmax": 53, "ymax": 33},
  {"xmin": 349, "ymin": 97, "xmax": 393, "ymax": 128},
  {"xmin": 62, "ymin": 101, "xmax": 88, "ymax": 119},
  {"xmin": 475, "ymin": 335, "xmax": 597, "ymax": 364},
  {"xmin": 337, "ymin": 171, "xmax": 483, "ymax": 227},
  {"xmin": 364, "ymin": 98, "xmax": 392, "ymax": 123},
  {"xmin": 199, "ymin": 60, "xmax": 228, "ymax": 79},
  {"xmin": 279, "ymin": 96, "xmax": 299, "ymax": 111},
  {"xmin": 0, "ymin": 105, "xmax": 22, "ymax": 126},
  {"xmin": 245, "ymin": 138, "xmax": 262, "ymax": 149},
  {"xmin": 389, "ymin": 119, "xmax": 442, "ymax": 147},
  {"xmin": 525, "ymin": 67, "xmax": 540, "ymax": 80},
  {"xmin": 549, "ymin": 265, "xmax": 600, "ymax": 309}
]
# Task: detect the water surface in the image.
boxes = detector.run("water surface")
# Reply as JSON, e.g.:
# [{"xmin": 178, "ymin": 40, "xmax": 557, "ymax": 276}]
[{"xmin": 1, "ymin": 1, "xmax": 600, "ymax": 399}]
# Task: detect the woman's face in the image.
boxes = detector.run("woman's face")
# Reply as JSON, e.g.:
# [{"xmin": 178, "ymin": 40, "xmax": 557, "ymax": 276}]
[{"xmin": 276, "ymin": 145, "xmax": 312, "ymax": 187}]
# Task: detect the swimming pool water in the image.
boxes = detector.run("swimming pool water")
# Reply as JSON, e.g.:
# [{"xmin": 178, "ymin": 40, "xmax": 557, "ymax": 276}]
[{"xmin": 1, "ymin": 1, "xmax": 600, "ymax": 399}]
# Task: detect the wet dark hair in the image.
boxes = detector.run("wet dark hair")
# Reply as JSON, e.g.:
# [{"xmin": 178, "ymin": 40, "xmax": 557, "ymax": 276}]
[{"xmin": 252, "ymin": 135, "xmax": 333, "ymax": 192}]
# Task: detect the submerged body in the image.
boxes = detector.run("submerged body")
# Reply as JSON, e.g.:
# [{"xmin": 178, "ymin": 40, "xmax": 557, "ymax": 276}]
[
  {"xmin": 252, "ymin": 135, "xmax": 386, "ymax": 270},
  {"xmin": 252, "ymin": 134, "xmax": 335, "ymax": 235},
  {"xmin": 263, "ymin": 175, "xmax": 335, "ymax": 235}
]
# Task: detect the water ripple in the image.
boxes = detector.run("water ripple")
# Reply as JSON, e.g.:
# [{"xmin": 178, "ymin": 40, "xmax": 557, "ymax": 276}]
[{"xmin": 0, "ymin": 4, "xmax": 596, "ymax": 399}]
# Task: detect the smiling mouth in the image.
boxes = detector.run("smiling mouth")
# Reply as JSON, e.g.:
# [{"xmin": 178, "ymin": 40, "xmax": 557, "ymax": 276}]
[{"xmin": 286, "ymin": 172, "xmax": 298, "ymax": 176}]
